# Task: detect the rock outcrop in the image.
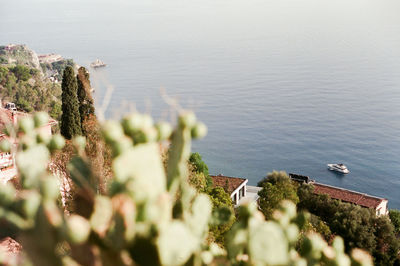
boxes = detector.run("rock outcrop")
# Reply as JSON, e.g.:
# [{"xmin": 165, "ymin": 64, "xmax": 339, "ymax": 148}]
[{"xmin": 0, "ymin": 44, "xmax": 40, "ymax": 69}]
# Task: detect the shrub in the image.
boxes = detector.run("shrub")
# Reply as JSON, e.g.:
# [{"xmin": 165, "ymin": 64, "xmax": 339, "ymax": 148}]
[{"xmin": 258, "ymin": 171, "xmax": 299, "ymax": 220}]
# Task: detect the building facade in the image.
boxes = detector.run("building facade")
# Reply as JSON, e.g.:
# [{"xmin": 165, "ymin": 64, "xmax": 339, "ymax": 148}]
[{"xmin": 210, "ymin": 175, "xmax": 248, "ymax": 205}]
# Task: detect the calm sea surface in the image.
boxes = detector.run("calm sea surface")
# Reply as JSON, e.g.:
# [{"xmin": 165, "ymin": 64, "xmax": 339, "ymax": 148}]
[{"xmin": 1, "ymin": 0, "xmax": 400, "ymax": 208}]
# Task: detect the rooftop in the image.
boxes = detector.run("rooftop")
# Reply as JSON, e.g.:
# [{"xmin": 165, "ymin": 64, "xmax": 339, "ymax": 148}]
[
  {"xmin": 313, "ymin": 183, "xmax": 386, "ymax": 209},
  {"xmin": 210, "ymin": 175, "xmax": 247, "ymax": 195}
]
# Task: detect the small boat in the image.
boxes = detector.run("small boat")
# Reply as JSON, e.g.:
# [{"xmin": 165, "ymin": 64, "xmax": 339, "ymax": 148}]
[
  {"xmin": 90, "ymin": 59, "xmax": 106, "ymax": 68},
  {"xmin": 327, "ymin": 163, "xmax": 349, "ymax": 174}
]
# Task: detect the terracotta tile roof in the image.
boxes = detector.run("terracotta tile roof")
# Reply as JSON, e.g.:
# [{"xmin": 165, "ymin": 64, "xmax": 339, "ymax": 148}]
[
  {"xmin": 210, "ymin": 175, "xmax": 247, "ymax": 195},
  {"xmin": 313, "ymin": 183, "xmax": 386, "ymax": 209}
]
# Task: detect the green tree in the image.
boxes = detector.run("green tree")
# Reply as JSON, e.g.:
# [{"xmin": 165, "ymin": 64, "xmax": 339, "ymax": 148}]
[
  {"xmin": 208, "ymin": 186, "xmax": 235, "ymax": 246},
  {"xmin": 61, "ymin": 66, "xmax": 82, "ymax": 139},
  {"xmin": 257, "ymin": 171, "xmax": 299, "ymax": 220},
  {"xmin": 331, "ymin": 205, "xmax": 376, "ymax": 252},
  {"xmin": 373, "ymin": 215, "xmax": 400, "ymax": 266},
  {"xmin": 308, "ymin": 214, "xmax": 332, "ymax": 241},
  {"xmin": 76, "ymin": 67, "xmax": 95, "ymax": 133},
  {"xmin": 49, "ymin": 100, "xmax": 62, "ymax": 120},
  {"xmin": 389, "ymin": 209, "xmax": 400, "ymax": 236},
  {"xmin": 11, "ymin": 65, "xmax": 31, "ymax": 81},
  {"xmin": 208, "ymin": 186, "xmax": 233, "ymax": 208},
  {"xmin": 297, "ymin": 184, "xmax": 400, "ymax": 265},
  {"xmin": 188, "ymin": 168, "xmax": 207, "ymax": 192},
  {"xmin": 187, "ymin": 153, "xmax": 233, "ymax": 246},
  {"xmin": 0, "ymin": 66, "xmax": 8, "ymax": 82},
  {"xmin": 0, "ymin": 65, "xmax": 63, "ymax": 117},
  {"xmin": 189, "ymin": 152, "xmax": 212, "ymax": 188},
  {"xmin": 257, "ymin": 170, "xmax": 289, "ymax": 187},
  {"xmin": 298, "ymin": 185, "xmax": 376, "ymax": 251}
]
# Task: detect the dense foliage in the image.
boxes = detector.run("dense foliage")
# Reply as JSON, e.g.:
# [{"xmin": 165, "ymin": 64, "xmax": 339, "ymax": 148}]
[
  {"xmin": 257, "ymin": 171, "xmax": 400, "ymax": 265},
  {"xmin": 189, "ymin": 152, "xmax": 213, "ymax": 188},
  {"xmin": 76, "ymin": 67, "xmax": 95, "ymax": 133},
  {"xmin": 300, "ymin": 185, "xmax": 400, "ymax": 265},
  {"xmin": 61, "ymin": 66, "xmax": 82, "ymax": 139},
  {"xmin": 0, "ymin": 65, "xmax": 62, "ymax": 118},
  {"xmin": 257, "ymin": 171, "xmax": 299, "ymax": 220},
  {"xmin": 0, "ymin": 112, "xmax": 373, "ymax": 265},
  {"xmin": 10, "ymin": 65, "xmax": 34, "ymax": 82},
  {"xmin": 306, "ymin": 214, "xmax": 332, "ymax": 241},
  {"xmin": 389, "ymin": 210, "xmax": 400, "ymax": 236},
  {"xmin": 188, "ymin": 152, "xmax": 233, "ymax": 245},
  {"xmin": 207, "ymin": 186, "xmax": 235, "ymax": 245}
]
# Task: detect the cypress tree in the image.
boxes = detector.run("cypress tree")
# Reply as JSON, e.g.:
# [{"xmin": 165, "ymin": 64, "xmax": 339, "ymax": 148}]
[
  {"xmin": 61, "ymin": 66, "xmax": 82, "ymax": 139},
  {"xmin": 77, "ymin": 67, "xmax": 95, "ymax": 131}
]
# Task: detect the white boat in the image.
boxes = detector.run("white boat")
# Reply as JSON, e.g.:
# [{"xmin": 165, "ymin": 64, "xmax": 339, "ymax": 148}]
[
  {"xmin": 90, "ymin": 59, "xmax": 106, "ymax": 68},
  {"xmin": 327, "ymin": 163, "xmax": 349, "ymax": 174}
]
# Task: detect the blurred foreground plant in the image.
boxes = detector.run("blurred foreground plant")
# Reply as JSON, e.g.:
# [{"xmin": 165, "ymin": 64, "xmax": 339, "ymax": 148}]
[{"xmin": 0, "ymin": 112, "xmax": 373, "ymax": 266}]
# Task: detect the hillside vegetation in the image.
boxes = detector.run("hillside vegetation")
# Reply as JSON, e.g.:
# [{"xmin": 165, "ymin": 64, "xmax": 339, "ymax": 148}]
[
  {"xmin": 0, "ymin": 44, "xmax": 74, "ymax": 81},
  {"xmin": 0, "ymin": 44, "xmax": 76, "ymax": 119},
  {"xmin": 0, "ymin": 65, "xmax": 62, "ymax": 119},
  {"xmin": 257, "ymin": 172, "xmax": 400, "ymax": 265}
]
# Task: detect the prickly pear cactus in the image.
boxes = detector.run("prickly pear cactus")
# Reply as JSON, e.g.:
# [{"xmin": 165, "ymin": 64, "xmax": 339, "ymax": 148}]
[{"xmin": 0, "ymin": 112, "xmax": 372, "ymax": 266}]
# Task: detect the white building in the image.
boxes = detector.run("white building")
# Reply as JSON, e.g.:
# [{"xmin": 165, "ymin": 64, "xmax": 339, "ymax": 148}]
[{"xmin": 210, "ymin": 175, "xmax": 261, "ymax": 206}]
